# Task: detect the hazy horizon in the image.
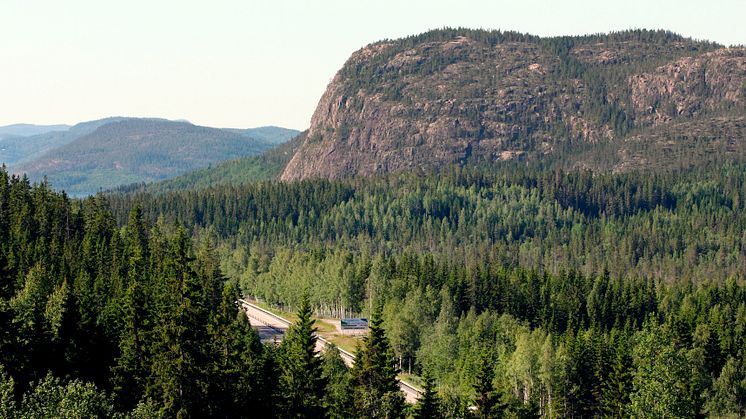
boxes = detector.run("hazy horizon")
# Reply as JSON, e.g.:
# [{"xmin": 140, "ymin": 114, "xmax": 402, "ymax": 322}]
[{"xmin": 2, "ymin": 0, "xmax": 744, "ymax": 131}]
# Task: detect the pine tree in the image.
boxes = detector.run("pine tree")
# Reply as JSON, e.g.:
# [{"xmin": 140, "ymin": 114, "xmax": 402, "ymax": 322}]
[
  {"xmin": 348, "ymin": 304, "xmax": 405, "ymax": 418},
  {"xmin": 111, "ymin": 279, "xmax": 147, "ymax": 410},
  {"xmin": 147, "ymin": 227, "xmax": 208, "ymax": 417},
  {"xmin": 277, "ymin": 294, "xmax": 326, "ymax": 418},
  {"xmin": 0, "ymin": 364, "xmax": 16, "ymax": 417},
  {"xmin": 321, "ymin": 343, "xmax": 351, "ymax": 419},
  {"xmin": 413, "ymin": 369, "xmax": 441, "ymax": 419},
  {"xmin": 207, "ymin": 282, "xmax": 273, "ymax": 416}
]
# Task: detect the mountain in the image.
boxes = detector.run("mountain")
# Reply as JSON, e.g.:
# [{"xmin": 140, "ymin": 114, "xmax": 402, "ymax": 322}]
[
  {"xmin": 117, "ymin": 131, "xmax": 306, "ymax": 194},
  {"xmin": 280, "ymin": 29, "xmax": 745, "ymax": 180},
  {"xmin": 0, "ymin": 123, "xmax": 70, "ymax": 139},
  {"xmin": 224, "ymin": 126, "xmax": 301, "ymax": 145},
  {"xmin": 14, "ymin": 119, "xmax": 298, "ymax": 196},
  {"xmin": 0, "ymin": 117, "xmax": 129, "ymax": 166}
]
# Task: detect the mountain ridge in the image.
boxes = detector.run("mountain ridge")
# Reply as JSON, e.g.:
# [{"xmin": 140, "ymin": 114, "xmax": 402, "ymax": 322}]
[
  {"xmin": 112, "ymin": 131, "xmax": 306, "ymax": 194},
  {"xmin": 0, "ymin": 123, "xmax": 70, "ymax": 140},
  {"xmin": 10, "ymin": 118, "xmax": 298, "ymax": 195},
  {"xmin": 280, "ymin": 28, "xmax": 745, "ymax": 181},
  {"xmin": 0, "ymin": 117, "xmax": 131, "ymax": 166}
]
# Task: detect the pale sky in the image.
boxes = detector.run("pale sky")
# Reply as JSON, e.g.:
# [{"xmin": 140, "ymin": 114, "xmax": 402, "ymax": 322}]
[{"xmin": 1, "ymin": 0, "xmax": 744, "ymax": 130}]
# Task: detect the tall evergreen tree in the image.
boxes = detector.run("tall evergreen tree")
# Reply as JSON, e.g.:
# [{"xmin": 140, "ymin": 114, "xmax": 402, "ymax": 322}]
[
  {"xmin": 147, "ymin": 227, "xmax": 208, "ymax": 417},
  {"xmin": 123, "ymin": 204, "xmax": 149, "ymax": 289},
  {"xmin": 704, "ymin": 355, "xmax": 746, "ymax": 418},
  {"xmin": 206, "ymin": 282, "xmax": 273, "ymax": 416},
  {"xmin": 413, "ymin": 369, "xmax": 441, "ymax": 419},
  {"xmin": 472, "ymin": 350, "xmax": 502, "ymax": 419},
  {"xmin": 112, "ymin": 205, "xmax": 151, "ymax": 409},
  {"xmin": 321, "ymin": 343, "xmax": 351, "ymax": 419},
  {"xmin": 111, "ymin": 278, "xmax": 148, "ymax": 410},
  {"xmin": 348, "ymin": 304, "xmax": 405, "ymax": 419},
  {"xmin": 601, "ymin": 332, "xmax": 632, "ymax": 418},
  {"xmin": 277, "ymin": 294, "xmax": 326, "ymax": 418}
]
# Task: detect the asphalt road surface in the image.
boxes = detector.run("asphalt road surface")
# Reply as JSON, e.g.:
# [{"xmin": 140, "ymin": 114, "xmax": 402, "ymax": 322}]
[{"xmin": 238, "ymin": 299, "xmax": 421, "ymax": 403}]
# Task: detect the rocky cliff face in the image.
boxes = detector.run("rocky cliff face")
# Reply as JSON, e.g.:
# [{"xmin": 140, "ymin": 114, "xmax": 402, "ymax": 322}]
[
  {"xmin": 282, "ymin": 30, "xmax": 746, "ymax": 180},
  {"xmin": 629, "ymin": 49, "xmax": 746, "ymax": 126}
]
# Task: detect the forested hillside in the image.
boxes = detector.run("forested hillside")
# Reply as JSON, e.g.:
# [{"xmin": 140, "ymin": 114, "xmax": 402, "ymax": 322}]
[
  {"xmin": 110, "ymin": 163, "xmax": 746, "ymax": 284},
  {"xmin": 12, "ymin": 119, "xmax": 297, "ymax": 196},
  {"xmin": 0, "ymin": 118, "xmax": 127, "ymax": 167},
  {"xmin": 0, "ymin": 167, "xmax": 422, "ymax": 418},
  {"xmin": 104, "ymin": 162, "xmax": 746, "ymax": 417},
  {"xmin": 116, "ymin": 132, "xmax": 306, "ymax": 194}
]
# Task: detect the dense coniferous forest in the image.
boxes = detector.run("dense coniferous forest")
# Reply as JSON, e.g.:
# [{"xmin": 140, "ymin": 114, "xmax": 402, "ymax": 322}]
[
  {"xmin": 4, "ymin": 158, "xmax": 745, "ymax": 417},
  {"xmin": 110, "ymin": 163, "xmax": 746, "ymax": 285},
  {"xmin": 106, "ymin": 162, "xmax": 746, "ymax": 417},
  {"xmin": 0, "ymin": 168, "xmax": 279, "ymax": 417}
]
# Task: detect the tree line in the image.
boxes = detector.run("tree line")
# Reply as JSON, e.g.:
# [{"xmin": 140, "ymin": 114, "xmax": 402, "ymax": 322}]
[
  {"xmin": 106, "ymin": 162, "xmax": 746, "ymax": 417},
  {"xmin": 109, "ymin": 163, "xmax": 746, "ymax": 284},
  {"xmin": 0, "ymin": 167, "xmax": 453, "ymax": 418},
  {"xmin": 4, "ymin": 160, "xmax": 746, "ymax": 417}
]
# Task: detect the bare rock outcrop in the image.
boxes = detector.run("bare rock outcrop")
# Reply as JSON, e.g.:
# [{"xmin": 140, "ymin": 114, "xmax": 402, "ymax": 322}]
[{"xmin": 281, "ymin": 30, "xmax": 745, "ymax": 180}]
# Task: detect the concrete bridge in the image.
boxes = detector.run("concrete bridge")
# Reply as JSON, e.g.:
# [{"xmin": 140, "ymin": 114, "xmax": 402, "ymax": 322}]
[{"xmin": 238, "ymin": 299, "xmax": 421, "ymax": 404}]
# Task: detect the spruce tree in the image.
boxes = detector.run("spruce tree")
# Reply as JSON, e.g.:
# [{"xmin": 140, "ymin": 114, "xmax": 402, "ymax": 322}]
[
  {"xmin": 348, "ymin": 304, "xmax": 405, "ymax": 418},
  {"xmin": 147, "ymin": 227, "xmax": 208, "ymax": 417},
  {"xmin": 111, "ymin": 279, "xmax": 147, "ymax": 410},
  {"xmin": 413, "ymin": 369, "xmax": 441, "ymax": 419},
  {"xmin": 112, "ymin": 205, "xmax": 151, "ymax": 409},
  {"xmin": 123, "ymin": 204, "xmax": 149, "ymax": 289},
  {"xmin": 277, "ymin": 294, "xmax": 326, "ymax": 418},
  {"xmin": 473, "ymin": 351, "xmax": 500, "ymax": 419},
  {"xmin": 207, "ymin": 282, "xmax": 273, "ymax": 416},
  {"xmin": 601, "ymin": 332, "xmax": 632, "ymax": 418},
  {"xmin": 704, "ymin": 355, "xmax": 746, "ymax": 417},
  {"xmin": 321, "ymin": 343, "xmax": 351, "ymax": 419}
]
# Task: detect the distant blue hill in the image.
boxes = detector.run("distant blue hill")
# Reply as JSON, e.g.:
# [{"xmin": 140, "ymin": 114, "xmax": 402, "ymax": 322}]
[
  {"xmin": 5, "ymin": 117, "xmax": 298, "ymax": 196},
  {"xmin": 0, "ymin": 118, "xmax": 129, "ymax": 166},
  {"xmin": 0, "ymin": 123, "xmax": 70, "ymax": 139}
]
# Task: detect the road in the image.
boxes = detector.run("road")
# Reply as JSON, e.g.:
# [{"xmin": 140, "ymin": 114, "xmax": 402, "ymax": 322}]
[{"xmin": 238, "ymin": 299, "xmax": 421, "ymax": 404}]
